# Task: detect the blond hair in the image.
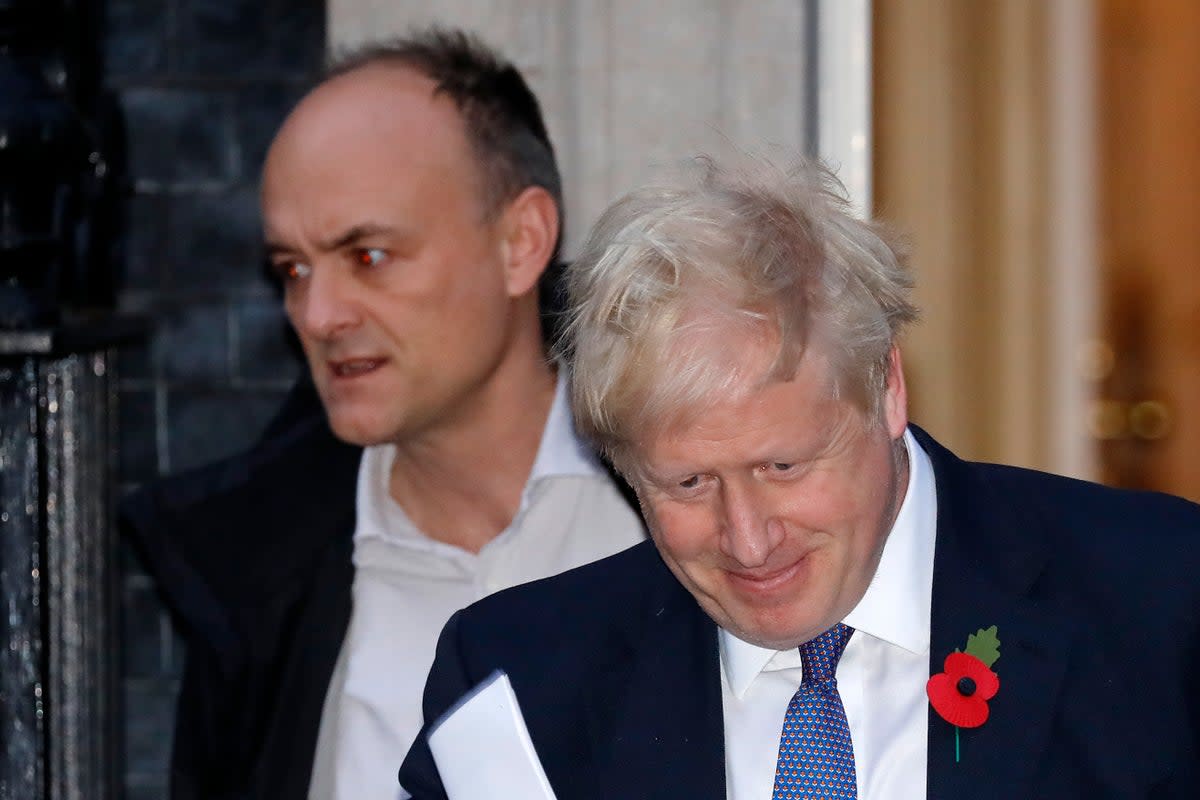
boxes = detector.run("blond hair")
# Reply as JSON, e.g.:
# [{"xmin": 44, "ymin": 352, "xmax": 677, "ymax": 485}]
[{"xmin": 559, "ymin": 155, "xmax": 917, "ymax": 465}]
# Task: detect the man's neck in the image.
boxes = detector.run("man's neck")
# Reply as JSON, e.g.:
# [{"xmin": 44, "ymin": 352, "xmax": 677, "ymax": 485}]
[{"xmin": 387, "ymin": 355, "xmax": 558, "ymax": 554}]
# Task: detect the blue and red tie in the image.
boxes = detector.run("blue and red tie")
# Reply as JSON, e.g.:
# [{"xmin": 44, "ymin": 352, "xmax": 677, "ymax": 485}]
[{"xmin": 770, "ymin": 623, "xmax": 857, "ymax": 799}]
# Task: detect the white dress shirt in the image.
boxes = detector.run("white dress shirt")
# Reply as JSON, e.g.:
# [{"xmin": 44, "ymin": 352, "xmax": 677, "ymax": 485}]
[
  {"xmin": 721, "ymin": 430, "xmax": 937, "ymax": 800},
  {"xmin": 308, "ymin": 374, "xmax": 645, "ymax": 799}
]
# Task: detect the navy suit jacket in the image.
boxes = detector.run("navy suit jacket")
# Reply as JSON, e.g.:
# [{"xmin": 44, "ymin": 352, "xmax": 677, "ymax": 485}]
[{"xmin": 399, "ymin": 427, "xmax": 1200, "ymax": 798}]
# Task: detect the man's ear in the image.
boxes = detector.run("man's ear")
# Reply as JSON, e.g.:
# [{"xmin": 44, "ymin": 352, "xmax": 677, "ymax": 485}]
[
  {"xmin": 499, "ymin": 185, "xmax": 559, "ymax": 298},
  {"xmin": 882, "ymin": 345, "xmax": 909, "ymax": 439}
]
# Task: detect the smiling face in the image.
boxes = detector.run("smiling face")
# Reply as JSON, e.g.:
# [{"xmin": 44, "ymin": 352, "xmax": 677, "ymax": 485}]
[
  {"xmin": 261, "ymin": 65, "xmax": 547, "ymax": 446},
  {"xmin": 630, "ymin": 338, "xmax": 909, "ymax": 650}
]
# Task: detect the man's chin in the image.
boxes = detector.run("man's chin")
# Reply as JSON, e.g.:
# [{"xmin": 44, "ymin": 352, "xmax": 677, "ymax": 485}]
[
  {"xmin": 324, "ymin": 410, "xmax": 399, "ymax": 448},
  {"xmin": 730, "ymin": 626, "xmax": 808, "ymax": 651},
  {"xmin": 718, "ymin": 601, "xmax": 830, "ymax": 651}
]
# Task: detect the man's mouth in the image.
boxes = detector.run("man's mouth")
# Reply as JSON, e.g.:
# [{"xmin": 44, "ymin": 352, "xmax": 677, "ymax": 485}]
[
  {"xmin": 328, "ymin": 358, "xmax": 386, "ymax": 378},
  {"xmin": 726, "ymin": 554, "xmax": 810, "ymax": 592}
]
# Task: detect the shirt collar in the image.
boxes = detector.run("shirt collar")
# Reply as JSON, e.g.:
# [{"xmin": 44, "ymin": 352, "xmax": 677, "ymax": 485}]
[
  {"xmin": 720, "ymin": 628, "xmax": 780, "ymax": 700},
  {"xmin": 842, "ymin": 428, "xmax": 936, "ymax": 655},
  {"xmin": 527, "ymin": 368, "xmax": 604, "ymax": 482},
  {"xmin": 355, "ymin": 367, "xmax": 602, "ymax": 548},
  {"xmin": 720, "ymin": 428, "xmax": 938, "ymax": 698}
]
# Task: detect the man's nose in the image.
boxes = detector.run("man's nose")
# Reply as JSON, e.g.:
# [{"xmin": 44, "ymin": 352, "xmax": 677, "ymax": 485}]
[
  {"xmin": 291, "ymin": 266, "xmax": 360, "ymax": 339},
  {"xmin": 718, "ymin": 481, "xmax": 783, "ymax": 568}
]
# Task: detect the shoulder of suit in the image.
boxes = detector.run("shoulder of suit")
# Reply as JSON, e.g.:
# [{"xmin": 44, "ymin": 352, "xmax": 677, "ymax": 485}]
[
  {"xmin": 970, "ymin": 458, "xmax": 1199, "ymax": 528},
  {"xmin": 959, "ymin": 458, "xmax": 1200, "ymax": 598},
  {"xmin": 451, "ymin": 540, "xmax": 671, "ymax": 644}
]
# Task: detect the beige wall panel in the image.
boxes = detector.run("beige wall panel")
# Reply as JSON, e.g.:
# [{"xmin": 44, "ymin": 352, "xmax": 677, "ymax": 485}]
[
  {"xmin": 562, "ymin": 0, "xmax": 614, "ymax": 248},
  {"xmin": 722, "ymin": 3, "xmax": 806, "ymax": 148},
  {"xmin": 329, "ymin": 1, "xmax": 557, "ymax": 57},
  {"xmin": 603, "ymin": 0, "xmax": 726, "ymax": 189}
]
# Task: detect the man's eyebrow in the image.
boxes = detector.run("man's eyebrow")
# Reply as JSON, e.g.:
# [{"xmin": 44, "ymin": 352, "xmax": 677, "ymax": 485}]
[
  {"xmin": 322, "ymin": 223, "xmax": 397, "ymax": 251},
  {"xmin": 262, "ymin": 223, "xmax": 400, "ymax": 257},
  {"xmin": 262, "ymin": 239, "xmax": 293, "ymax": 258}
]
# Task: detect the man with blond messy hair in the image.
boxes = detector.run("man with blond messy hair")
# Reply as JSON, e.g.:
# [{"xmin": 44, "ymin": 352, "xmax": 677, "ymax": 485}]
[{"xmin": 400, "ymin": 155, "xmax": 1200, "ymax": 798}]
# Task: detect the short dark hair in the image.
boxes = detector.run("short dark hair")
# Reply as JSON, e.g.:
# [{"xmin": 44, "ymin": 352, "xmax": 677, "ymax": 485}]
[{"xmin": 324, "ymin": 28, "xmax": 564, "ymax": 263}]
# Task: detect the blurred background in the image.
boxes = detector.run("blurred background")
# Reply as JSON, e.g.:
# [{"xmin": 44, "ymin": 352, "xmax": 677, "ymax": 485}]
[
  {"xmin": 0, "ymin": 1, "xmax": 1195, "ymax": 797},
  {"xmin": 875, "ymin": 0, "xmax": 1199, "ymax": 502}
]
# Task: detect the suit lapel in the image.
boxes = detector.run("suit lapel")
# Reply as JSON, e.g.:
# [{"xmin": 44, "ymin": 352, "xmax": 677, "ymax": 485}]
[
  {"xmin": 916, "ymin": 429, "xmax": 1072, "ymax": 799},
  {"xmin": 582, "ymin": 559, "xmax": 727, "ymax": 800}
]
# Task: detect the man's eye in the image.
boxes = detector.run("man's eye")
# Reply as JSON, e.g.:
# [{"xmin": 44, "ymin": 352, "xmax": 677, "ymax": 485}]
[
  {"xmin": 771, "ymin": 462, "xmax": 794, "ymax": 472},
  {"xmin": 354, "ymin": 248, "xmax": 387, "ymax": 267},
  {"xmin": 275, "ymin": 261, "xmax": 311, "ymax": 281},
  {"xmin": 678, "ymin": 476, "xmax": 700, "ymax": 490}
]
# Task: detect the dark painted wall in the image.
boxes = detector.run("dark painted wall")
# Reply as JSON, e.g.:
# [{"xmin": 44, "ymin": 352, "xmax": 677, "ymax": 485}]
[{"xmin": 103, "ymin": 1, "xmax": 323, "ymax": 797}]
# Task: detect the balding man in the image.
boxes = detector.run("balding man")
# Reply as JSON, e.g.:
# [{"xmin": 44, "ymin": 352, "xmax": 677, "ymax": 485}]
[{"xmin": 123, "ymin": 28, "xmax": 644, "ymax": 799}]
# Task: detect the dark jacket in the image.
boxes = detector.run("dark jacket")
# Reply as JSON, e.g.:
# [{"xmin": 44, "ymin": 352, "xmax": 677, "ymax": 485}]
[
  {"xmin": 399, "ymin": 426, "xmax": 1200, "ymax": 799},
  {"xmin": 123, "ymin": 379, "xmax": 362, "ymax": 799}
]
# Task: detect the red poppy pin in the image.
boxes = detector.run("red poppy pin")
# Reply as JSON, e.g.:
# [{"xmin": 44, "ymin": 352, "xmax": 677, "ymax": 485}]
[{"xmin": 927, "ymin": 625, "xmax": 1000, "ymax": 762}]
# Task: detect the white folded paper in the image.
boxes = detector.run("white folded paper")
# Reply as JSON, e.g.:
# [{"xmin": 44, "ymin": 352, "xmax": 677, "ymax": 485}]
[{"xmin": 426, "ymin": 670, "xmax": 558, "ymax": 800}]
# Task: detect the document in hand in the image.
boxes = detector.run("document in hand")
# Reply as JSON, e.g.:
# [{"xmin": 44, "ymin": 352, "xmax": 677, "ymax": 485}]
[{"xmin": 426, "ymin": 670, "xmax": 558, "ymax": 800}]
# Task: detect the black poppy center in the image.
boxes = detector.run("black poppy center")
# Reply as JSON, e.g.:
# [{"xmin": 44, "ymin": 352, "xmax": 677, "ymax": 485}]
[{"xmin": 956, "ymin": 676, "xmax": 977, "ymax": 696}]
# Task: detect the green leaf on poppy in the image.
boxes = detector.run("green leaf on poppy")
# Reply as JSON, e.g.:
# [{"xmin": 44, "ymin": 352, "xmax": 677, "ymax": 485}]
[{"xmin": 964, "ymin": 625, "xmax": 1001, "ymax": 668}]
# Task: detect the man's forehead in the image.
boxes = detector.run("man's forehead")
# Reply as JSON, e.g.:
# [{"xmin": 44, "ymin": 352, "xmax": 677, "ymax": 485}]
[
  {"xmin": 299, "ymin": 63, "xmax": 443, "ymax": 125},
  {"xmin": 265, "ymin": 65, "xmax": 465, "ymax": 174},
  {"xmin": 260, "ymin": 66, "xmax": 486, "ymax": 233},
  {"xmin": 628, "ymin": 338, "xmax": 844, "ymax": 443}
]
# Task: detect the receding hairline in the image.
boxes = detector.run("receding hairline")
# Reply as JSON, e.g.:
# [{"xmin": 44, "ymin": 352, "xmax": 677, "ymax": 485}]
[
  {"xmin": 263, "ymin": 62, "xmax": 491, "ymax": 209},
  {"xmin": 278, "ymin": 60, "xmax": 455, "ymax": 139}
]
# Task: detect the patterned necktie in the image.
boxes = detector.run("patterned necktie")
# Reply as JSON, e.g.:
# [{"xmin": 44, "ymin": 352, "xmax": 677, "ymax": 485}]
[{"xmin": 771, "ymin": 623, "xmax": 857, "ymax": 799}]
